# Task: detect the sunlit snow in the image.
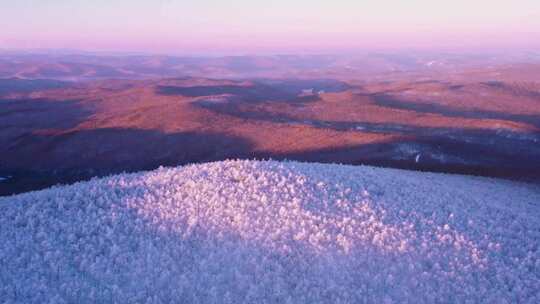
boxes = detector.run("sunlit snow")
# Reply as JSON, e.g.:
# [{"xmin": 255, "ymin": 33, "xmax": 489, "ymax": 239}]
[{"xmin": 1, "ymin": 160, "xmax": 539, "ymax": 303}]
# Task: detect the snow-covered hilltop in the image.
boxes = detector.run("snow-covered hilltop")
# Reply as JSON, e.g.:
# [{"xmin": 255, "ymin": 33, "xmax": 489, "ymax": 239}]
[{"xmin": 1, "ymin": 160, "xmax": 539, "ymax": 303}]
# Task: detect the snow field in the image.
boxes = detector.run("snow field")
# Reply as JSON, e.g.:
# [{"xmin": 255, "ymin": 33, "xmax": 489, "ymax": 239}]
[{"xmin": 1, "ymin": 160, "xmax": 539, "ymax": 303}]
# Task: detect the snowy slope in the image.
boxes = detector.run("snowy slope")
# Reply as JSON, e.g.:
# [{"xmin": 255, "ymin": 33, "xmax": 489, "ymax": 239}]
[{"xmin": 1, "ymin": 160, "xmax": 539, "ymax": 303}]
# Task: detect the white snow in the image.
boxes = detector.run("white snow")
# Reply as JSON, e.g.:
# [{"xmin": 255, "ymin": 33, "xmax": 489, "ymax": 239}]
[
  {"xmin": 1, "ymin": 160, "xmax": 540, "ymax": 303},
  {"xmin": 300, "ymin": 88, "xmax": 315, "ymax": 96}
]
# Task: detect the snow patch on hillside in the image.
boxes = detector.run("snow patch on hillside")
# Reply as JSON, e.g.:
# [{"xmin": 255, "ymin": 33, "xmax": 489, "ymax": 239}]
[{"xmin": 1, "ymin": 160, "xmax": 539, "ymax": 303}]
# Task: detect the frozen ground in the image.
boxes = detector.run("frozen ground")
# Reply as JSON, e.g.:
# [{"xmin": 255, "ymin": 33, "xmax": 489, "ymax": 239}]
[{"xmin": 1, "ymin": 160, "xmax": 539, "ymax": 303}]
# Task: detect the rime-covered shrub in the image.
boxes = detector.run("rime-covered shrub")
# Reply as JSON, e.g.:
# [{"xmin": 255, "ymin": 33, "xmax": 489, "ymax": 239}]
[{"xmin": 1, "ymin": 160, "xmax": 539, "ymax": 303}]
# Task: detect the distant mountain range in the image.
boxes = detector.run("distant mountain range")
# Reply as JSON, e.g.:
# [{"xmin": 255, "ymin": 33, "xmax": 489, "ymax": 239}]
[
  {"xmin": 1, "ymin": 51, "xmax": 540, "ymax": 81},
  {"xmin": 1, "ymin": 61, "xmax": 539, "ymax": 195}
]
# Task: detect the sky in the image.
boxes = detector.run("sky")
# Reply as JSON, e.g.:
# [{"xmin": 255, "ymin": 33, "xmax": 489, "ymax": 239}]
[{"xmin": 1, "ymin": 0, "xmax": 539, "ymax": 55}]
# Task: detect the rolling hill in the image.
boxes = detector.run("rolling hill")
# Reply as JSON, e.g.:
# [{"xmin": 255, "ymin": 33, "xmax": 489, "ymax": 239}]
[{"xmin": 1, "ymin": 160, "xmax": 539, "ymax": 303}]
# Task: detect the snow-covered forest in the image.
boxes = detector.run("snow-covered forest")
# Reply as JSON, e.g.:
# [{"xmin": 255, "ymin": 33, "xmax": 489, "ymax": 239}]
[{"xmin": 1, "ymin": 160, "xmax": 539, "ymax": 303}]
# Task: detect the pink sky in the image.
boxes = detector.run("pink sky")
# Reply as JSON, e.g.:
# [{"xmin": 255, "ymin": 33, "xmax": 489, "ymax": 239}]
[{"xmin": 1, "ymin": 0, "xmax": 539, "ymax": 54}]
